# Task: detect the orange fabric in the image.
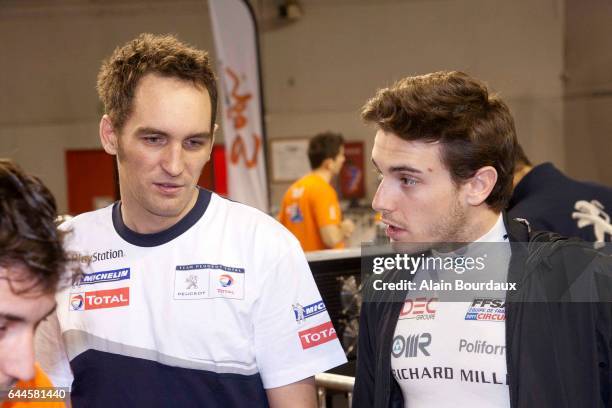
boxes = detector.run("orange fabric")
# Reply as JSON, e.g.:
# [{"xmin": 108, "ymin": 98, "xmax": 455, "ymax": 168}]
[
  {"xmin": 279, "ymin": 173, "xmax": 344, "ymax": 252},
  {"xmin": 2, "ymin": 365, "xmax": 66, "ymax": 408}
]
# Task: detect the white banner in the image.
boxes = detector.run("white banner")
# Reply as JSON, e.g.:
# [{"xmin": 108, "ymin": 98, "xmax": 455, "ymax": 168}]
[{"xmin": 208, "ymin": 0, "xmax": 269, "ymax": 212}]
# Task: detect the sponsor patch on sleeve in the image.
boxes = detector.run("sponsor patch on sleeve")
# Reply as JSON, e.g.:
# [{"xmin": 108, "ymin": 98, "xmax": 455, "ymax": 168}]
[
  {"xmin": 298, "ymin": 321, "xmax": 337, "ymax": 349},
  {"xmin": 292, "ymin": 300, "xmax": 327, "ymax": 324}
]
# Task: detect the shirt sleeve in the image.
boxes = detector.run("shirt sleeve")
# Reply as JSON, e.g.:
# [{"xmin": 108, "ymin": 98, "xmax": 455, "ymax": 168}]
[
  {"xmin": 34, "ymin": 311, "xmax": 74, "ymax": 389},
  {"xmin": 251, "ymin": 238, "xmax": 347, "ymax": 388},
  {"xmin": 312, "ymin": 186, "xmax": 342, "ymax": 228}
]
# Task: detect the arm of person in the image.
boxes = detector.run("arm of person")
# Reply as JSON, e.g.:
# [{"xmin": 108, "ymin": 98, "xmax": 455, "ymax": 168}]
[
  {"xmin": 253, "ymin": 232, "xmax": 346, "ymax": 405},
  {"xmin": 266, "ymin": 377, "xmax": 317, "ymax": 408},
  {"xmin": 320, "ymin": 219, "xmax": 355, "ymax": 248}
]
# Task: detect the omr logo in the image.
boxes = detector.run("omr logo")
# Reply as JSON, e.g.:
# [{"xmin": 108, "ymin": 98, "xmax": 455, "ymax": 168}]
[
  {"xmin": 70, "ymin": 294, "xmax": 84, "ymax": 311},
  {"xmin": 392, "ymin": 333, "xmax": 432, "ymax": 358},
  {"xmin": 219, "ymin": 274, "xmax": 233, "ymax": 287}
]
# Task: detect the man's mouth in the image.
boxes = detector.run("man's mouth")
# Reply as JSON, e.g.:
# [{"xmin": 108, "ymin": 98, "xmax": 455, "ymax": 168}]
[
  {"xmin": 153, "ymin": 183, "xmax": 184, "ymax": 194},
  {"xmin": 383, "ymin": 219, "xmax": 407, "ymax": 239}
]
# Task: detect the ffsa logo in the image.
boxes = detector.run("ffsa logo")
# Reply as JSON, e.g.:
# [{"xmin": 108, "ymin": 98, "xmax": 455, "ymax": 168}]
[{"xmin": 392, "ymin": 333, "xmax": 432, "ymax": 358}]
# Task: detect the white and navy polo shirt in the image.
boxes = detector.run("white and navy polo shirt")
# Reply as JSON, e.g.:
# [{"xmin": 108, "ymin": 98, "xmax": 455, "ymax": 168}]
[{"xmin": 36, "ymin": 189, "xmax": 346, "ymax": 407}]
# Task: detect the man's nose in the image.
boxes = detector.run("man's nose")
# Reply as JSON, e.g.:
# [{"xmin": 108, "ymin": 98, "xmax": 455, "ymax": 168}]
[
  {"xmin": 372, "ymin": 179, "xmax": 393, "ymax": 214},
  {"xmin": 3, "ymin": 329, "xmax": 36, "ymax": 383},
  {"xmin": 160, "ymin": 143, "xmax": 185, "ymax": 177}
]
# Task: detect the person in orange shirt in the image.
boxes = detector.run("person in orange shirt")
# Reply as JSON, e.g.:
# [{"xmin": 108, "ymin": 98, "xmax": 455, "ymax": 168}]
[
  {"xmin": 0, "ymin": 160, "xmax": 69, "ymax": 408},
  {"xmin": 279, "ymin": 132, "xmax": 355, "ymax": 251}
]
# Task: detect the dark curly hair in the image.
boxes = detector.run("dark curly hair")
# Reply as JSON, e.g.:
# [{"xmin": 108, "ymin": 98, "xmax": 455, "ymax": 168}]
[
  {"xmin": 0, "ymin": 159, "xmax": 70, "ymax": 294},
  {"xmin": 97, "ymin": 33, "xmax": 218, "ymax": 133},
  {"xmin": 362, "ymin": 71, "xmax": 517, "ymax": 212}
]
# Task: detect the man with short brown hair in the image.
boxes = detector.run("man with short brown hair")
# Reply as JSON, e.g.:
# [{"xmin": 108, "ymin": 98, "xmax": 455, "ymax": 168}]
[
  {"xmin": 279, "ymin": 131, "xmax": 355, "ymax": 251},
  {"xmin": 37, "ymin": 34, "xmax": 345, "ymax": 408},
  {"xmin": 354, "ymin": 71, "xmax": 612, "ymax": 408}
]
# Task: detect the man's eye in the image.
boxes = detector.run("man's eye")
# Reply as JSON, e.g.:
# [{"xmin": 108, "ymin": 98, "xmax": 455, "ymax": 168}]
[
  {"xmin": 185, "ymin": 139, "xmax": 205, "ymax": 149},
  {"xmin": 143, "ymin": 136, "xmax": 163, "ymax": 144},
  {"xmin": 401, "ymin": 177, "xmax": 418, "ymax": 186}
]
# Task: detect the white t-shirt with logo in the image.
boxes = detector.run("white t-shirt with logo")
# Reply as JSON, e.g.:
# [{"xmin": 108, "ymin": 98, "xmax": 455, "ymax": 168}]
[
  {"xmin": 36, "ymin": 189, "xmax": 346, "ymax": 406},
  {"xmin": 391, "ymin": 214, "xmax": 511, "ymax": 407}
]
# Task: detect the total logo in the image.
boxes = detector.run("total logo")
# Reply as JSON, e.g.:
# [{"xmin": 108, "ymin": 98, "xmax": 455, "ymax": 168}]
[
  {"xmin": 219, "ymin": 274, "xmax": 234, "ymax": 287},
  {"xmin": 69, "ymin": 287, "xmax": 130, "ymax": 311},
  {"xmin": 391, "ymin": 333, "xmax": 432, "ymax": 358},
  {"xmin": 298, "ymin": 321, "xmax": 337, "ymax": 350},
  {"xmin": 465, "ymin": 298, "xmax": 506, "ymax": 321},
  {"xmin": 398, "ymin": 297, "xmax": 437, "ymax": 321},
  {"xmin": 70, "ymin": 294, "xmax": 84, "ymax": 310}
]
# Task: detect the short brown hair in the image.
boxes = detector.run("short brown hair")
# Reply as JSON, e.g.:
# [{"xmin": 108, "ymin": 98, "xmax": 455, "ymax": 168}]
[
  {"xmin": 362, "ymin": 71, "xmax": 517, "ymax": 211},
  {"xmin": 97, "ymin": 33, "xmax": 218, "ymax": 133},
  {"xmin": 0, "ymin": 159, "xmax": 69, "ymax": 294},
  {"xmin": 308, "ymin": 131, "xmax": 345, "ymax": 169}
]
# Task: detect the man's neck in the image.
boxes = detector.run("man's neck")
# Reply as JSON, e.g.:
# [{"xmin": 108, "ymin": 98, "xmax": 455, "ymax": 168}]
[
  {"xmin": 513, "ymin": 165, "xmax": 532, "ymax": 188},
  {"xmin": 120, "ymin": 189, "xmax": 198, "ymax": 234},
  {"xmin": 312, "ymin": 168, "xmax": 333, "ymax": 184},
  {"xmin": 463, "ymin": 208, "xmax": 502, "ymax": 243}
]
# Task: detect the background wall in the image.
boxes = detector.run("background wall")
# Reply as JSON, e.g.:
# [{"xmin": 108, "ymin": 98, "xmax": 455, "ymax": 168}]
[
  {"xmin": 0, "ymin": 0, "xmax": 594, "ymax": 215},
  {"xmin": 564, "ymin": 0, "xmax": 612, "ymax": 184}
]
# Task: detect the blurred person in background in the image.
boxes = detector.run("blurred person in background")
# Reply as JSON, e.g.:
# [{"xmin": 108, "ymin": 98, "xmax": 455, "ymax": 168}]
[
  {"xmin": 279, "ymin": 132, "xmax": 355, "ymax": 251},
  {"xmin": 508, "ymin": 144, "xmax": 612, "ymax": 243},
  {"xmin": 0, "ymin": 159, "xmax": 68, "ymax": 408}
]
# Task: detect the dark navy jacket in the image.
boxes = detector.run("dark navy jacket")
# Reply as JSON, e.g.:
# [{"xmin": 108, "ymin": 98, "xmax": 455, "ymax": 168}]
[
  {"xmin": 353, "ymin": 214, "xmax": 612, "ymax": 408},
  {"xmin": 508, "ymin": 163, "xmax": 612, "ymax": 242}
]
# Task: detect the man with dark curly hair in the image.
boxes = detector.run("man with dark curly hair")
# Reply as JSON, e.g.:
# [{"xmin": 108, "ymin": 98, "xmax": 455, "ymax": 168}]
[{"xmin": 0, "ymin": 159, "xmax": 68, "ymax": 408}]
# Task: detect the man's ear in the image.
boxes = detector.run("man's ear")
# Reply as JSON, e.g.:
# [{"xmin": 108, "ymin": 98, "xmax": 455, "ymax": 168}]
[
  {"xmin": 211, "ymin": 123, "xmax": 218, "ymax": 146},
  {"xmin": 99, "ymin": 115, "xmax": 118, "ymax": 155},
  {"xmin": 321, "ymin": 157, "xmax": 334, "ymax": 171},
  {"xmin": 464, "ymin": 166, "xmax": 498, "ymax": 206},
  {"xmin": 206, "ymin": 124, "xmax": 218, "ymax": 161}
]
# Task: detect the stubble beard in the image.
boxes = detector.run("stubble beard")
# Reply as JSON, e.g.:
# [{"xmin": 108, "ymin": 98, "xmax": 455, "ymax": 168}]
[{"xmin": 429, "ymin": 194, "xmax": 469, "ymax": 245}]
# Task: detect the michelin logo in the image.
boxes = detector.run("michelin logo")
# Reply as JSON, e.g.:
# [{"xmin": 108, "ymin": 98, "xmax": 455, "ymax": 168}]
[
  {"xmin": 75, "ymin": 268, "xmax": 130, "ymax": 287},
  {"xmin": 293, "ymin": 300, "xmax": 326, "ymax": 323}
]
